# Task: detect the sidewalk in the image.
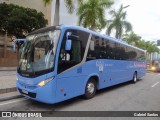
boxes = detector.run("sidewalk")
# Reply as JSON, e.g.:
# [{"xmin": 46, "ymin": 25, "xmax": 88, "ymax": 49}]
[
  {"xmin": 0, "ymin": 68, "xmax": 17, "ymax": 92},
  {"xmin": 0, "ymin": 67, "xmax": 22, "ymax": 101}
]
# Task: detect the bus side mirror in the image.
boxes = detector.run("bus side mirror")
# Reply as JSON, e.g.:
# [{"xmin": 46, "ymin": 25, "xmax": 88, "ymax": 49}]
[
  {"xmin": 65, "ymin": 32, "xmax": 72, "ymax": 51},
  {"xmin": 12, "ymin": 39, "xmax": 26, "ymax": 52},
  {"xmin": 65, "ymin": 40, "xmax": 72, "ymax": 51},
  {"xmin": 13, "ymin": 43, "xmax": 16, "ymax": 52}
]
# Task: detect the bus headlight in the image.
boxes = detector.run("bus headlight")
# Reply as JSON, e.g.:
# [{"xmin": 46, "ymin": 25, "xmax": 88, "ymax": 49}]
[{"xmin": 38, "ymin": 77, "xmax": 54, "ymax": 87}]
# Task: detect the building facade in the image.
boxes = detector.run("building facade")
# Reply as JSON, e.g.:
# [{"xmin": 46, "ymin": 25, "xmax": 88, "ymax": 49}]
[{"xmin": 0, "ymin": 0, "xmax": 52, "ymax": 66}]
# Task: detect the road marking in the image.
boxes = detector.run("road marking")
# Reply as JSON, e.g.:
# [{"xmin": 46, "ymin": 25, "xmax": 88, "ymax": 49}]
[
  {"xmin": 0, "ymin": 98, "xmax": 26, "ymax": 106},
  {"xmin": 151, "ymin": 82, "xmax": 160, "ymax": 87}
]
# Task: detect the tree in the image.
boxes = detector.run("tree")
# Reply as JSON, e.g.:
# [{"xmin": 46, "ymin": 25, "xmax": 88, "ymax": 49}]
[
  {"xmin": 0, "ymin": 3, "xmax": 47, "ymax": 39},
  {"xmin": 143, "ymin": 41, "xmax": 159, "ymax": 63},
  {"xmin": 123, "ymin": 32, "xmax": 160, "ymax": 62},
  {"xmin": 143, "ymin": 41, "xmax": 159, "ymax": 54},
  {"xmin": 106, "ymin": 5, "xmax": 132, "ymax": 39},
  {"xmin": 123, "ymin": 31, "xmax": 141, "ymax": 46},
  {"xmin": 123, "ymin": 32, "xmax": 159, "ymax": 54},
  {"xmin": 77, "ymin": 0, "xmax": 113, "ymax": 31},
  {"xmin": 43, "ymin": 0, "xmax": 83, "ymax": 25}
]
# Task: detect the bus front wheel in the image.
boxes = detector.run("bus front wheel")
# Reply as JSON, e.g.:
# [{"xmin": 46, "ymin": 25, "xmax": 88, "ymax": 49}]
[{"xmin": 84, "ymin": 78, "xmax": 97, "ymax": 99}]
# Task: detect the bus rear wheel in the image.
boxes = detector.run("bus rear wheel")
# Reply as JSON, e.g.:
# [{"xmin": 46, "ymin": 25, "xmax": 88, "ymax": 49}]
[
  {"xmin": 132, "ymin": 72, "xmax": 137, "ymax": 83},
  {"xmin": 84, "ymin": 78, "xmax": 97, "ymax": 99}
]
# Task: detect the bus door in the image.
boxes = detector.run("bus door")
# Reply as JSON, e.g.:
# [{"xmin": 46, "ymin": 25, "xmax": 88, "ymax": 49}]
[{"xmin": 56, "ymin": 30, "xmax": 90, "ymax": 102}]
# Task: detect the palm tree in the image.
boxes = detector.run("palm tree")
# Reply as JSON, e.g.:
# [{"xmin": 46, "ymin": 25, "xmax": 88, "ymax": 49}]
[
  {"xmin": 144, "ymin": 41, "xmax": 159, "ymax": 53},
  {"xmin": 144, "ymin": 41, "xmax": 159, "ymax": 63},
  {"xmin": 123, "ymin": 32, "xmax": 141, "ymax": 46},
  {"xmin": 106, "ymin": 5, "xmax": 132, "ymax": 39},
  {"xmin": 123, "ymin": 32, "xmax": 159, "ymax": 53},
  {"xmin": 123, "ymin": 32, "xmax": 160, "ymax": 62},
  {"xmin": 77, "ymin": 0, "xmax": 113, "ymax": 31},
  {"xmin": 43, "ymin": 0, "xmax": 83, "ymax": 25},
  {"xmin": 137, "ymin": 39, "xmax": 147, "ymax": 50}
]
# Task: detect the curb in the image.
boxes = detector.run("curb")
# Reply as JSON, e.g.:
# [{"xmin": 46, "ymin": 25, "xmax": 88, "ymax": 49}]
[
  {"xmin": 0, "ymin": 87, "xmax": 17, "ymax": 94},
  {"xmin": 0, "ymin": 95, "xmax": 23, "ymax": 102},
  {"xmin": 0, "ymin": 67, "xmax": 17, "ymax": 71},
  {"xmin": 0, "ymin": 69, "xmax": 16, "ymax": 71},
  {"xmin": 0, "ymin": 87, "xmax": 24, "ymax": 102}
]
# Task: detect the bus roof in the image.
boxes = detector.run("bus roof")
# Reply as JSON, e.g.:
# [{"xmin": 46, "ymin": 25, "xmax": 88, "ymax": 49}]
[
  {"xmin": 28, "ymin": 24, "xmax": 145, "ymax": 52},
  {"xmin": 60, "ymin": 25, "xmax": 145, "ymax": 52}
]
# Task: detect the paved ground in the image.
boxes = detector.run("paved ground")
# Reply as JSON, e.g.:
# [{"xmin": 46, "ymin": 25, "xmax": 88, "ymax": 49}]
[
  {"xmin": 0, "ymin": 72, "xmax": 159, "ymax": 120},
  {"xmin": 0, "ymin": 71, "xmax": 16, "ymax": 89}
]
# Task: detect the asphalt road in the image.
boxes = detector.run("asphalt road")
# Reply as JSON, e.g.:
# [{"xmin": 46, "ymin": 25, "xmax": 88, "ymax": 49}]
[{"xmin": 0, "ymin": 72, "xmax": 160, "ymax": 120}]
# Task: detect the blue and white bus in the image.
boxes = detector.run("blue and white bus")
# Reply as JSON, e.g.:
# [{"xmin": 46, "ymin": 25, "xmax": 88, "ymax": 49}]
[{"xmin": 16, "ymin": 25, "xmax": 146, "ymax": 104}]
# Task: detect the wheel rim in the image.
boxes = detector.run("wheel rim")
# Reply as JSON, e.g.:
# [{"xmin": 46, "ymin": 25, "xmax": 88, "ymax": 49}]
[
  {"xmin": 134, "ymin": 74, "xmax": 137, "ymax": 82},
  {"xmin": 87, "ymin": 82, "xmax": 95, "ymax": 94}
]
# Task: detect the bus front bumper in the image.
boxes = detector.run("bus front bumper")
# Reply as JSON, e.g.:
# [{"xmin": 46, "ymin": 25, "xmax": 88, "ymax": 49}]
[{"xmin": 16, "ymin": 80, "xmax": 56, "ymax": 104}]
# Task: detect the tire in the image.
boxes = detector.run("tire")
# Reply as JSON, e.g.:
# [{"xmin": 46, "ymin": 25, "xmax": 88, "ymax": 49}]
[
  {"xmin": 84, "ymin": 78, "xmax": 97, "ymax": 99},
  {"xmin": 132, "ymin": 72, "xmax": 137, "ymax": 83}
]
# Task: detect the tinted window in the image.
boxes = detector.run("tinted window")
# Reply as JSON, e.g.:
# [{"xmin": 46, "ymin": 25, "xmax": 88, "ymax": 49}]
[
  {"xmin": 87, "ymin": 35, "xmax": 145, "ymax": 62},
  {"xmin": 87, "ymin": 35, "xmax": 116, "ymax": 60}
]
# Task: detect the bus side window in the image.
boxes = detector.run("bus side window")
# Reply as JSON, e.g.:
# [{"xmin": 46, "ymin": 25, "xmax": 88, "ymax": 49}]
[{"xmin": 58, "ymin": 29, "xmax": 89, "ymax": 74}]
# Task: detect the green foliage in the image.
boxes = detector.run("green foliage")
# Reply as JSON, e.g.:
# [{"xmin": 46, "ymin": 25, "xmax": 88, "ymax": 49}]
[
  {"xmin": 142, "ymin": 41, "xmax": 159, "ymax": 54},
  {"xmin": 123, "ymin": 32, "xmax": 160, "ymax": 54},
  {"xmin": 64, "ymin": 0, "xmax": 74, "ymax": 13},
  {"xmin": 106, "ymin": 5, "xmax": 132, "ymax": 39},
  {"xmin": 0, "ymin": 3, "xmax": 47, "ymax": 38},
  {"xmin": 123, "ymin": 31, "xmax": 141, "ymax": 46},
  {"xmin": 77, "ymin": 0, "xmax": 113, "ymax": 31},
  {"xmin": 43, "ymin": 0, "xmax": 52, "ymax": 6}
]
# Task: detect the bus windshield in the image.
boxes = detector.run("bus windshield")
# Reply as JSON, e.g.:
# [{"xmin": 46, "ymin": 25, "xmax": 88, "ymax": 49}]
[{"xmin": 18, "ymin": 30, "xmax": 60, "ymax": 77}]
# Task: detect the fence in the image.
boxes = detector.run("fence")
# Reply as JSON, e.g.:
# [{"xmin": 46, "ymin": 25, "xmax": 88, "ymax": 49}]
[{"xmin": 0, "ymin": 33, "xmax": 18, "ymax": 67}]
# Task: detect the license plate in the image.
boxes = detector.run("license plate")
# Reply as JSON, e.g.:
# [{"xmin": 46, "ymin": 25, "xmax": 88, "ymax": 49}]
[{"xmin": 22, "ymin": 89, "xmax": 28, "ymax": 94}]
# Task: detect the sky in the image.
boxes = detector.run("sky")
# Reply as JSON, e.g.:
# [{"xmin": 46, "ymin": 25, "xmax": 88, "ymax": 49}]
[
  {"xmin": 114, "ymin": 0, "xmax": 160, "ymax": 41},
  {"xmin": 52, "ymin": 0, "xmax": 160, "ymax": 41}
]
